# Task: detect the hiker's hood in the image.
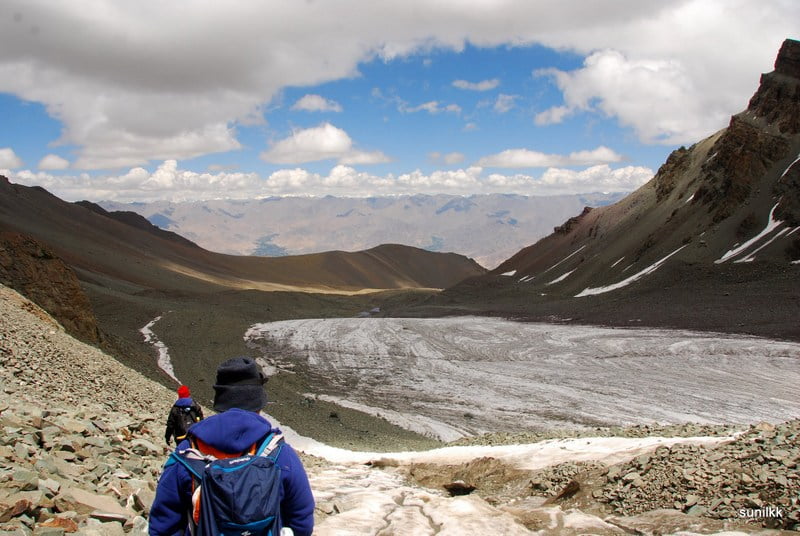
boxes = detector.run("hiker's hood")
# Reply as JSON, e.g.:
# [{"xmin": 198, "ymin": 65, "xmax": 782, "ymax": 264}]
[
  {"xmin": 174, "ymin": 397, "xmax": 194, "ymax": 407},
  {"xmin": 188, "ymin": 408, "xmax": 279, "ymax": 453}
]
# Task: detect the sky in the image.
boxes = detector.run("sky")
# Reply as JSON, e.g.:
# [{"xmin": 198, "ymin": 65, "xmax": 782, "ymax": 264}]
[{"xmin": 0, "ymin": 1, "xmax": 796, "ymax": 203}]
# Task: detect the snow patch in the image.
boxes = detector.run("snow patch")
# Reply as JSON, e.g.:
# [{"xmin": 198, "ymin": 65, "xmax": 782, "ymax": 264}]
[
  {"xmin": 546, "ymin": 269, "xmax": 575, "ymax": 286},
  {"xmin": 779, "ymin": 152, "xmax": 800, "ymax": 180},
  {"xmin": 716, "ymin": 202, "xmax": 783, "ymax": 263},
  {"xmin": 543, "ymin": 245, "xmax": 586, "ymax": 273},
  {"xmin": 311, "ymin": 394, "xmax": 468, "ymax": 442},
  {"xmin": 501, "ymin": 269, "xmax": 516, "ymax": 276},
  {"xmin": 610, "ymin": 256, "xmax": 625, "ymax": 268},
  {"xmin": 734, "ymin": 226, "xmax": 791, "ymax": 263},
  {"xmin": 576, "ymin": 246, "xmax": 686, "ymax": 297},
  {"xmin": 140, "ymin": 316, "xmax": 178, "ymax": 383}
]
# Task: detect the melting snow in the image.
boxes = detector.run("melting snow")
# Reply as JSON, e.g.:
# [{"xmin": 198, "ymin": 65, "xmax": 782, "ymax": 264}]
[
  {"xmin": 264, "ymin": 410, "xmax": 736, "ymax": 535},
  {"xmin": 610, "ymin": 257, "xmax": 625, "ymax": 268},
  {"xmin": 140, "ymin": 316, "xmax": 178, "ymax": 383},
  {"xmin": 311, "ymin": 394, "xmax": 467, "ymax": 442},
  {"xmin": 716, "ymin": 202, "xmax": 783, "ymax": 263},
  {"xmin": 779, "ymin": 152, "xmax": 800, "ymax": 180},
  {"xmin": 546, "ymin": 269, "xmax": 575, "ymax": 285},
  {"xmin": 734, "ymin": 226, "xmax": 792, "ymax": 263},
  {"xmin": 246, "ymin": 317, "xmax": 800, "ymax": 436},
  {"xmin": 543, "ymin": 245, "xmax": 586, "ymax": 273},
  {"xmin": 576, "ymin": 246, "xmax": 686, "ymax": 297}
]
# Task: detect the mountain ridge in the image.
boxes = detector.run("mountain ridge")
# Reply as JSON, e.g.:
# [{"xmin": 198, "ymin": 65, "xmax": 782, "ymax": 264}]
[{"xmin": 99, "ymin": 192, "xmax": 626, "ymax": 269}]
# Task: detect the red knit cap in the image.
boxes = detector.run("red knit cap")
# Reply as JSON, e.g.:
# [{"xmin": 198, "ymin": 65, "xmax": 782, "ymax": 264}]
[{"xmin": 177, "ymin": 385, "xmax": 190, "ymax": 398}]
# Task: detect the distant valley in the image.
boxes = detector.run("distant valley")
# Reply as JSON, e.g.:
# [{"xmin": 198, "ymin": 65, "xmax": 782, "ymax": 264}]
[{"xmin": 100, "ymin": 192, "xmax": 625, "ymax": 269}]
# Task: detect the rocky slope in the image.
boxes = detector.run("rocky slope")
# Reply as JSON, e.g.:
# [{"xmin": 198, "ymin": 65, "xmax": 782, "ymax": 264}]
[{"xmin": 0, "ymin": 282, "xmax": 171, "ymax": 534}]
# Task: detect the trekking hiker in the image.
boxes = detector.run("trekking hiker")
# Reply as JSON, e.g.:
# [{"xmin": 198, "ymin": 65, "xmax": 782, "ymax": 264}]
[
  {"xmin": 149, "ymin": 357, "xmax": 314, "ymax": 536},
  {"xmin": 164, "ymin": 385, "xmax": 204, "ymax": 447}
]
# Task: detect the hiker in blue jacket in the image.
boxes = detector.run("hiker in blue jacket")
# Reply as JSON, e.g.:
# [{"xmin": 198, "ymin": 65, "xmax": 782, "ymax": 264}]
[{"xmin": 149, "ymin": 357, "xmax": 315, "ymax": 536}]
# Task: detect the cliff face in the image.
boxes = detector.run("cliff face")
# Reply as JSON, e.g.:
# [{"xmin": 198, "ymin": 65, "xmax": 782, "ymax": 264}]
[
  {"xmin": 0, "ymin": 231, "xmax": 101, "ymax": 344},
  {"xmin": 748, "ymin": 38, "xmax": 800, "ymax": 135}
]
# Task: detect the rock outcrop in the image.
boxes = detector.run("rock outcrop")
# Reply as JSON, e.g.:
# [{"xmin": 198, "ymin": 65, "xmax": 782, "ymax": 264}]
[{"xmin": 0, "ymin": 232, "xmax": 101, "ymax": 345}]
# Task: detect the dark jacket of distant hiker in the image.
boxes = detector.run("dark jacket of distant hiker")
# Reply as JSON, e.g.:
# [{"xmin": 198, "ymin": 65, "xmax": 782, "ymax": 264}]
[
  {"xmin": 164, "ymin": 386, "xmax": 204, "ymax": 446},
  {"xmin": 149, "ymin": 357, "xmax": 314, "ymax": 536}
]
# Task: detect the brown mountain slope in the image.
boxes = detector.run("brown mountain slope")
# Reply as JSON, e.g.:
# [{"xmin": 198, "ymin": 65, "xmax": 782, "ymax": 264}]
[
  {"xmin": 75, "ymin": 200, "xmax": 200, "ymax": 249},
  {"xmin": 0, "ymin": 177, "xmax": 485, "ymax": 295},
  {"xmin": 400, "ymin": 39, "xmax": 800, "ymax": 341}
]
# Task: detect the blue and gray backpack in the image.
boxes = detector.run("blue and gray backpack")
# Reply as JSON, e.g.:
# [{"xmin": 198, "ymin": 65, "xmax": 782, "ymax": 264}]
[{"xmin": 168, "ymin": 432, "xmax": 285, "ymax": 536}]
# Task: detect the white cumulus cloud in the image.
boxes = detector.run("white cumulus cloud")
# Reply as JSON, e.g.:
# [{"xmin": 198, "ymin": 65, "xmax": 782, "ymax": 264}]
[
  {"xmin": 494, "ymin": 94, "xmax": 517, "ymax": 113},
  {"xmin": 260, "ymin": 123, "xmax": 390, "ymax": 165},
  {"xmin": 38, "ymin": 154, "xmax": 70, "ymax": 170},
  {"xmin": 0, "ymin": 148, "xmax": 23, "ymax": 169},
  {"xmin": 291, "ymin": 94, "xmax": 343, "ymax": 113},
  {"xmin": 6, "ymin": 160, "xmax": 652, "ymax": 202},
  {"xmin": 535, "ymin": 49, "xmax": 718, "ymax": 144},
  {"xmin": 477, "ymin": 146, "xmax": 623, "ymax": 168},
  {"xmin": 534, "ymin": 105, "xmax": 571, "ymax": 126}
]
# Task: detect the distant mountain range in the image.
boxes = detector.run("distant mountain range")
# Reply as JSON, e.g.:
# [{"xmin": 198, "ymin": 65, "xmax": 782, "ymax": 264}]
[{"xmin": 99, "ymin": 192, "xmax": 626, "ymax": 269}]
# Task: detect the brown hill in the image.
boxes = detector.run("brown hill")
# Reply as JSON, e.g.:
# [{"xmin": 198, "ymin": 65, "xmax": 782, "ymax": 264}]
[
  {"xmin": 0, "ymin": 176, "xmax": 485, "ymax": 295},
  {"xmin": 403, "ymin": 38, "xmax": 800, "ymax": 341}
]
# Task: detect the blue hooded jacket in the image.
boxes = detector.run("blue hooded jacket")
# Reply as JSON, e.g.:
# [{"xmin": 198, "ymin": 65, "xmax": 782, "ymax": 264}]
[{"xmin": 149, "ymin": 408, "xmax": 315, "ymax": 536}]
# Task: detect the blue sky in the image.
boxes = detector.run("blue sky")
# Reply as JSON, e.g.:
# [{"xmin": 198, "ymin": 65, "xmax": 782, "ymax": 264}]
[{"xmin": 0, "ymin": 1, "xmax": 796, "ymax": 202}]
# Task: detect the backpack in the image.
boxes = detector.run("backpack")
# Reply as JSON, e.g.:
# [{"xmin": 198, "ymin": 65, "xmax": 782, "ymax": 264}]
[
  {"xmin": 175, "ymin": 405, "xmax": 202, "ymax": 442},
  {"xmin": 169, "ymin": 432, "xmax": 285, "ymax": 536}
]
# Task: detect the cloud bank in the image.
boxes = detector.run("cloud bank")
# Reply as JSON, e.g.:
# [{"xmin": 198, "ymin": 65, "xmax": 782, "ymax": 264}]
[
  {"xmin": 3, "ymin": 160, "xmax": 653, "ymax": 203},
  {"xmin": 0, "ymin": 0, "xmax": 793, "ymax": 170}
]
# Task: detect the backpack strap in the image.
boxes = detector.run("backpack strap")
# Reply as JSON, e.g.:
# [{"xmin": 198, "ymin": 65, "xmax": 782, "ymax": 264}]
[
  {"xmin": 169, "ymin": 446, "xmax": 215, "ymax": 480},
  {"xmin": 255, "ymin": 432, "xmax": 284, "ymax": 460}
]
